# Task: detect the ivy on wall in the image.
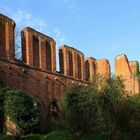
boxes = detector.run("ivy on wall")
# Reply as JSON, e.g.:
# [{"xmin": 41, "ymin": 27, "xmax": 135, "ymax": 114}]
[{"xmin": 0, "ymin": 81, "xmax": 42, "ymax": 134}]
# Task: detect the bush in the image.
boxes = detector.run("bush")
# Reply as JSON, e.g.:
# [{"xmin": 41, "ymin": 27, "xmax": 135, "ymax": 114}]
[
  {"xmin": 49, "ymin": 85, "xmax": 100, "ymax": 139},
  {"xmin": 97, "ymin": 76, "xmax": 140, "ymax": 140},
  {"xmin": 0, "ymin": 88, "xmax": 41, "ymax": 135},
  {"xmin": 128, "ymin": 94, "xmax": 140, "ymax": 140}
]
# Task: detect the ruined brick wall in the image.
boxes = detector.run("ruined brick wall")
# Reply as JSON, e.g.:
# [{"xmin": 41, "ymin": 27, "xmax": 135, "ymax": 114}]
[
  {"xmin": 59, "ymin": 45, "xmax": 85, "ymax": 80},
  {"xmin": 0, "ymin": 14, "xmax": 90, "ymax": 104},
  {"xmin": 0, "ymin": 13, "xmax": 140, "ymax": 100},
  {"xmin": 85, "ymin": 57, "xmax": 96, "ymax": 81},
  {"xmin": 21, "ymin": 27, "xmax": 56, "ymax": 72},
  {"xmin": 0, "ymin": 14, "xmax": 15, "ymax": 60},
  {"xmin": 0, "ymin": 13, "xmax": 140, "ymax": 131},
  {"xmin": 0, "ymin": 14, "xmax": 140, "ymax": 112},
  {"xmin": 115, "ymin": 54, "xmax": 140, "ymax": 94},
  {"xmin": 96, "ymin": 59, "xmax": 111, "ymax": 77},
  {"xmin": 0, "ymin": 14, "xmax": 88, "ymax": 131},
  {"xmin": 0, "ymin": 13, "xmax": 139, "ymax": 98}
]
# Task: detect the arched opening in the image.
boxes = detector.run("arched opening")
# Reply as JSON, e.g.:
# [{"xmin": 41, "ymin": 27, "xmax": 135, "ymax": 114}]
[
  {"xmin": 33, "ymin": 36, "xmax": 39, "ymax": 67},
  {"xmin": 85, "ymin": 60, "xmax": 90, "ymax": 81},
  {"xmin": 46, "ymin": 41, "xmax": 52, "ymax": 70},
  {"xmin": 0, "ymin": 22, "xmax": 6, "ymax": 58},
  {"xmin": 77, "ymin": 54, "xmax": 82, "ymax": 79},
  {"xmin": 92, "ymin": 61, "xmax": 96, "ymax": 76},
  {"xmin": 68, "ymin": 50, "xmax": 73, "ymax": 76},
  {"xmin": 59, "ymin": 49, "xmax": 64, "ymax": 74},
  {"xmin": 48, "ymin": 99, "xmax": 63, "ymax": 119}
]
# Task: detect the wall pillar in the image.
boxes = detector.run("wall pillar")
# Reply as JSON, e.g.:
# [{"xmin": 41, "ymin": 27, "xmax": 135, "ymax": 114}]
[{"xmin": 0, "ymin": 14, "xmax": 15, "ymax": 61}]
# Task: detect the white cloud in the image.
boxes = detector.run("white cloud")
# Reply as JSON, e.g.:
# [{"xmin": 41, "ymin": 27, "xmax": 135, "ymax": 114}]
[
  {"xmin": 11, "ymin": 10, "xmax": 48, "ymax": 33},
  {"xmin": 12, "ymin": 10, "xmax": 67, "ymax": 45},
  {"xmin": 53, "ymin": 28, "xmax": 67, "ymax": 45},
  {"xmin": 0, "ymin": 7, "xmax": 68, "ymax": 46}
]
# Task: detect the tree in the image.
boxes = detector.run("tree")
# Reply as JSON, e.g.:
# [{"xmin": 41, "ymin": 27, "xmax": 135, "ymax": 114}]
[
  {"xmin": 57, "ymin": 85, "xmax": 99, "ymax": 140},
  {"xmin": 97, "ymin": 76, "xmax": 136, "ymax": 140},
  {"xmin": 128, "ymin": 94, "xmax": 140, "ymax": 140}
]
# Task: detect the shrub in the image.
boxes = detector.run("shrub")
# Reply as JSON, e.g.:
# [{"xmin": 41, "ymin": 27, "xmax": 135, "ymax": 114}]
[
  {"xmin": 0, "ymin": 88, "xmax": 41, "ymax": 135},
  {"xmin": 51, "ymin": 85, "xmax": 100, "ymax": 139},
  {"xmin": 128, "ymin": 94, "xmax": 140, "ymax": 140},
  {"xmin": 97, "ymin": 76, "xmax": 140, "ymax": 140}
]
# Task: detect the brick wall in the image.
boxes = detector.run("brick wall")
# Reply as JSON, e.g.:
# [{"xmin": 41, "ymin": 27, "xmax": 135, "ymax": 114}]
[
  {"xmin": 115, "ymin": 54, "xmax": 140, "ymax": 94},
  {"xmin": 0, "ymin": 13, "xmax": 140, "ymax": 131},
  {"xmin": 0, "ymin": 13, "xmax": 139, "ymax": 99}
]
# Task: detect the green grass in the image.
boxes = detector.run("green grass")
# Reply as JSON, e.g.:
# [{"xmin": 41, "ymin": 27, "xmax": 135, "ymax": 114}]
[
  {"xmin": 0, "ymin": 132, "xmax": 138, "ymax": 140},
  {"xmin": 81, "ymin": 132, "xmax": 109, "ymax": 140},
  {"xmin": 21, "ymin": 134, "xmax": 44, "ymax": 140},
  {"xmin": 0, "ymin": 134, "xmax": 15, "ymax": 140},
  {"xmin": 42, "ymin": 131, "xmax": 73, "ymax": 140}
]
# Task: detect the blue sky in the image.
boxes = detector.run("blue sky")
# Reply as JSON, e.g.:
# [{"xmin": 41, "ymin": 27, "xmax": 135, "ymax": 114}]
[{"xmin": 0, "ymin": 0, "xmax": 140, "ymax": 72}]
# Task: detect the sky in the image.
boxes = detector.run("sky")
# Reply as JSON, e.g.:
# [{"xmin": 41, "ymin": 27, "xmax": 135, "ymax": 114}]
[{"xmin": 0, "ymin": 0, "xmax": 140, "ymax": 73}]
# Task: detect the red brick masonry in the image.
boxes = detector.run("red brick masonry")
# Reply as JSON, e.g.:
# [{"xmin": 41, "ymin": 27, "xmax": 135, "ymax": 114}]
[{"xmin": 0, "ymin": 13, "xmax": 140, "ymax": 131}]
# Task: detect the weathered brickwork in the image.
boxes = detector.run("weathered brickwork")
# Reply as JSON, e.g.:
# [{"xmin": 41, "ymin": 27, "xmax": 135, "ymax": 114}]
[
  {"xmin": 21, "ymin": 27, "xmax": 56, "ymax": 72},
  {"xmin": 0, "ymin": 13, "xmax": 140, "ymax": 131},
  {"xmin": 96, "ymin": 59, "xmax": 110, "ymax": 77},
  {"xmin": 85, "ymin": 57, "xmax": 96, "ymax": 81},
  {"xmin": 0, "ymin": 14, "xmax": 15, "ymax": 60},
  {"xmin": 115, "ymin": 54, "xmax": 140, "ymax": 94},
  {"xmin": 59, "ymin": 45, "xmax": 85, "ymax": 80}
]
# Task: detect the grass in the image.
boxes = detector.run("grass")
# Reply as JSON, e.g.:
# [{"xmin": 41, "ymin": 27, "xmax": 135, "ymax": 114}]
[
  {"xmin": 0, "ymin": 134, "xmax": 15, "ymax": 140},
  {"xmin": 21, "ymin": 134, "xmax": 44, "ymax": 140},
  {"xmin": 0, "ymin": 132, "xmax": 109, "ymax": 140},
  {"xmin": 0, "ymin": 132, "xmax": 138, "ymax": 140},
  {"xmin": 42, "ymin": 131, "xmax": 73, "ymax": 140}
]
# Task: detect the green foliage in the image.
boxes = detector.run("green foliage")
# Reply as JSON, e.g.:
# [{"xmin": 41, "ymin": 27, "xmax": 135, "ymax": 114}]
[
  {"xmin": 0, "ymin": 88, "xmax": 11, "ymax": 132},
  {"xmin": 96, "ymin": 76, "xmax": 140, "ymax": 140},
  {"xmin": 51, "ymin": 85, "xmax": 100, "ymax": 139},
  {"xmin": 42, "ymin": 131, "xmax": 73, "ymax": 140},
  {"xmin": 127, "ymin": 94, "xmax": 140, "ymax": 140},
  {"xmin": 98, "ymin": 76, "xmax": 130, "ymax": 131},
  {"xmin": 21, "ymin": 134, "xmax": 44, "ymax": 140},
  {"xmin": 134, "ymin": 62, "xmax": 140, "ymax": 80},
  {"xmin": 51, "ymin": 75, "xmax": 140, "ymax": 140},
  {"xmin": 0, "ymin": 134, "xmax": 15, "ymax": 140},
  {"xmin": 0, "ymin": 88, "xmax": 41, "ymax": 134},
  {"xmin": 81, "ymin": 132, "xmax": 109, "ymax": 140},
  {"xmin": 0, "ymin": 73, "xmax": 140, "ymax": 140}
]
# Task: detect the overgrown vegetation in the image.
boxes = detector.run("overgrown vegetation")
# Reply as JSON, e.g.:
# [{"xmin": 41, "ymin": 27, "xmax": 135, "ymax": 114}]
[
  {"xmin": 0, "ymin": 87, "xmax": 41, "ymax": 135},
  {"xmin": 134, "ymin": 62, "xmax": 140, "ymax": 79},
  {"xmin": 0, "ymin": 75, "xmax": 140, "ymax": 140},
  {"xmin": 63, "ymin": 85, "xmax": 101, "ymax": 137},
  {"xmin": 48, "ymin": 75, "xmax": 140, "ymax": 140}
]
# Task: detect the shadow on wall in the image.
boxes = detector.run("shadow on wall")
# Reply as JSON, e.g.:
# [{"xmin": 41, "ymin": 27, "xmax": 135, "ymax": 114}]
[{"xmin": 0, "ymin": 13, "xmax": 139, "ymax": 95}]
